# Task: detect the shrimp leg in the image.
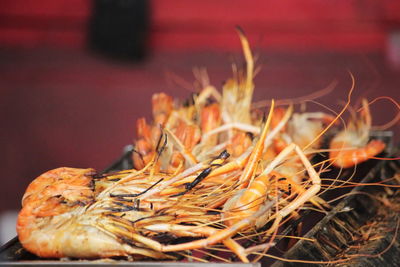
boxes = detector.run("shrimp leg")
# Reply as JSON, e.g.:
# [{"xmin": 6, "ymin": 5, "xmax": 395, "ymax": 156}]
[
  {"xmin": 106, "ymin": 222, "xmax": 249, "ymax": 262},
  {"xmin": 159, "ymin": 199, "xmax": 277, "ymax": 261},
  {"xmin": 261, "ymin": 144, "xmax": 321, "ymax": 234},
  {"xmin": 111, "ymin": 138, "xmax": 311, "ymax": 262}
]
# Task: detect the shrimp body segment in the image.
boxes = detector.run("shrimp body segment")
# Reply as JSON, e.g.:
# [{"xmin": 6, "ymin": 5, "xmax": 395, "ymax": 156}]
[
  {"xmin": 17, "ymin": 167, "xmax": 103, "ymax": 258},
  {"xmin": 18, "ymin": 167, "xmax": 172, "ymax": 259},
  {"xmin": 329, "ymin": 133, "xmax": 386, "ymax": 168},
  {"xmin": 17, "ymin": 167, "xmax": 173, "ymax": 259},
  {"xmin": 329, "ymin": 99, "xmax": 386, "ymax": 168}
]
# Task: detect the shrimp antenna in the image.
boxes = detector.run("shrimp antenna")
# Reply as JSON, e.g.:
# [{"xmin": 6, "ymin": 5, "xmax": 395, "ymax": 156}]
[
  {"xmin": 303, "ymin": 71, "xmax": 356, "ymax": 151},
  {"xmin": 361, "ymin": 96, "xmax": 400, "ymax": 130}
]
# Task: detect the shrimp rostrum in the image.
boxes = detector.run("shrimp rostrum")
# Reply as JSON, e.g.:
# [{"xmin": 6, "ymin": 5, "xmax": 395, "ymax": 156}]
[{"xmin": 17, "ymin": 29, "xmax": 386, "ymax": 262}]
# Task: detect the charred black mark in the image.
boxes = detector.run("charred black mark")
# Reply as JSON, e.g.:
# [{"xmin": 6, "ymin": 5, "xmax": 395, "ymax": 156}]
[
  {"xmin": 130, "ymin": 214, "xmax": 164, "ymax": 225},
  {"xmin": 119, "ymin": 236, "xmax": 137, "ymax": 247},
  {"xmin": 262, "ymin": 112, "xmax": 267, "ymax": 124},
  {"xmin": 105, "ymin": 213, "xmax": 119, "ymax": 218},
  {"xmin": 114, "ymin": 201, "xmax": 139, "ymax": 210},
  {"xmin": 205, "ymin": 97, "xmax": 216, "ymax": 106},
  {"xmin": 186, "ymin": 167, "xmax": 212, "ymax": 189},
  {"xmin": 286, "ymin": 184, "xmax": 292, "ymax": 195},
  {"xmin": 107, "ymin": 201, "xmax": 139, "ymax": 212},
  {"xmin": 172, "ymin": 150, "xmax": 230, "ymax": 197},
  {"xmin": 73, "ymin": 200, "xmax": 90, "ymax": 206},
  {"xmin": 155, "ymin": 130, "xmax": 168, "ymax": 156},
  {"xmin": 171, "ymin": 168, "xmax": 212, "ymax": 197},
  {"xmin": 135, "ymin": 198, "xmax": 141, "ymax": 210},
  {"xmin": 114, "ymin": 197, "xmax": 133, "ymax": 202},
  {"xmin": 132, "ymin": 148, "xmax": 145, "ymax": 165},
  {"xmin": 130, "ymin": 217, "xmax": 148, "ymax": 225},
  {"xmin": 110, "ymin": 178, "xmax": 164, "ymax": 198},
  {"xmin": 212, "ymin": 149, "xmax": 230, "ymax": 161},
  {"xmin": 246, "ymin": 132, "xmax": 254, "ymax": 140},
  {"xmin": 206, "ymin": 210, "xmax": 220, "ymax": 215},
  {"xmin": 184, "ymin": 93, "xmax": 197, "ymax": 107},
  {"xmin": 89, "ymin": 179, "xmax": 95, "ymax": 190},
  {"xmin": 152, "ymin": 232, "xmax": 177, "ymax": 243},
  {"xmin": 105, "ymin": 207, "xmax": 132, "ymax": 212},
  {"xmin": 277, "ymin": 177, "xmax": 292, "ymax": 195},
  {"xmin": 91, "ymin": 173, "xmax": 107, "ymax": 179}
]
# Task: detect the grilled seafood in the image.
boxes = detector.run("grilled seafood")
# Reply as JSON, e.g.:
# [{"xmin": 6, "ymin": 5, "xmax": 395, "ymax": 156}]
[
  {"xmin": 17, "ymin": 29, "xmax": 391, "ymax": 263},
  {"xmin": 17, "ymin": 117, "xmax": 321, "ymax": 262},
  {"xmin": 329, "ymin": 98, "xmax": 386, "ymax": 168}
]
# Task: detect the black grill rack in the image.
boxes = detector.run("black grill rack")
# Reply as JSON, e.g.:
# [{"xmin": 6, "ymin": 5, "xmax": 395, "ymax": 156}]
[{"xmin": 273, "ymin": 133, "xmax": 400, "ymax": 266}]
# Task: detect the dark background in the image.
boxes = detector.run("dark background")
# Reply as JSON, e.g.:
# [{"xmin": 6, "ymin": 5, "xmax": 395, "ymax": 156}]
[{"xmin": 1, "ymin": 0, "xmax": 400, "ymax": 213}]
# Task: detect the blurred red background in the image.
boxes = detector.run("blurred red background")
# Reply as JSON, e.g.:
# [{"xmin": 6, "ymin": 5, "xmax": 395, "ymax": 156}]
[
  {"xmin": 1, "ymin": 0, "xmax": 400, "ymax": 215},
  {"xmin": 1, "ymin": 0, "xmax": 400, "ymax": 51}
]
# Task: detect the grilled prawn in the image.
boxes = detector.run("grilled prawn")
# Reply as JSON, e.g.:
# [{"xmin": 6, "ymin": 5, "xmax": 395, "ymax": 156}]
[
  {"xmin": 329, "ymin": 99, "xmax": 386, "ymax": 168},
  {"xmin": 16, "ymin": 29, "xmax": 389, "ymax": 263},
  {"xmin": 17, "ymin": 113, "xmax": 321, "ymax": 262}
]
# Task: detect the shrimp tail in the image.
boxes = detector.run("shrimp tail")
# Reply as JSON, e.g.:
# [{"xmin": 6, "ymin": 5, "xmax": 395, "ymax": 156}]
[{"xmin": 330, "ymin": 139, "xmax": 386, "ymax": 168}]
